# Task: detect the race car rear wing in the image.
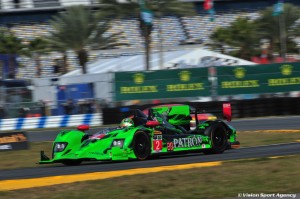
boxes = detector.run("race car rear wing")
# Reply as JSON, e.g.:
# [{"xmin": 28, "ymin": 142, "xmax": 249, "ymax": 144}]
[
  {"xmin": 193, "ymin": 103, "xmax": 232, "ymax": 126},
  {"xmin": 223, "ymin": 103, "xmax": 232, "ymax": 122}
]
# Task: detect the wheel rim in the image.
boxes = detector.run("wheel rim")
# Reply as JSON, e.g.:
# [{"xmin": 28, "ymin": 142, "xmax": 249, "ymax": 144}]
[{"xmin": 213, "ymin": 128, "xmax": 225, "ymax": 148}]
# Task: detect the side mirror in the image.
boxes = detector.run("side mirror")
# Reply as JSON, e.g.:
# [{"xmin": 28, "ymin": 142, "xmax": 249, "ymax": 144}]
[
  {"xmin": 77, "ymin": 124, "xmax": 90, "ymax": 131},
  {"xmin": 146, "ymin": 121, "xmax": 160, "ymax": 127}
]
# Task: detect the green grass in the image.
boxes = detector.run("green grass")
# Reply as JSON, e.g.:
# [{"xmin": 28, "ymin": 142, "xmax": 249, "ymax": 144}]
[
  {"xmin": 237, "ymin": 130, "xmax": 300, "ymax": 147},
  {"xmin": 0, "ymin": 155, "xmax": 299, "ymax": 199},
  {"xmin": 0, "ymin": 142, "xmax": 53, "ymax": 170},
  {"xmin": 0, "ymin": 131, "xmax": 299, "ymax": 170}
]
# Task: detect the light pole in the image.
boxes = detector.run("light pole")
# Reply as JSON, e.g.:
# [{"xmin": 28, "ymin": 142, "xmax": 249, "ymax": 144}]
[{"xmin": 139, "ymin": 0, "xmax": 153, "ymax": 71}]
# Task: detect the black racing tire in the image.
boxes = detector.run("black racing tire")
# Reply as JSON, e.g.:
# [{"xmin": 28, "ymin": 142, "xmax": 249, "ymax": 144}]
[
  {"xmin": 203, "ymin": 123, "xmax": 227, "ymax": 154},
  {"xmin": 133, "ymin": 131, "xmax": 151, "ymax": 160},
  {"xmin": 62, "ymin": 160, "xmax": 82, "ymax": 166}
]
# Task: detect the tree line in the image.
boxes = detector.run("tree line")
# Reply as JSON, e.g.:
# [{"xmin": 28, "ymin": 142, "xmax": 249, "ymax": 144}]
[{"xmin": 210, "ymin": 3, "xmax": 300, "ymax": 61}]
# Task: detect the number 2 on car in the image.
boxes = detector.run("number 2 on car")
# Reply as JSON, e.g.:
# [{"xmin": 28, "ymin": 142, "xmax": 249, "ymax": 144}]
[{"xmin": 153, "ymin": 134, "xmax": 162, "ymax": 152}]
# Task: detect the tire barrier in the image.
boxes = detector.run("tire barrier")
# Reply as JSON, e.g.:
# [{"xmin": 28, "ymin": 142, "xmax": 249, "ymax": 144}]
[{"xmin": 0, "ymin": 113, "xmax": 102, "ymax": 131}]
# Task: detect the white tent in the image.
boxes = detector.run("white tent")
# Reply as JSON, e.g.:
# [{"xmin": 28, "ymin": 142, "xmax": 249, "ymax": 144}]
[{"xmin": 63, "ymin": 47, "xmax": 255, "ymax": 76}]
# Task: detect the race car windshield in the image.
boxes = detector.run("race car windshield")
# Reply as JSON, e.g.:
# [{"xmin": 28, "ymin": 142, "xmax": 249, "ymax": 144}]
[
  {"xmin": 134, "ymin": 109, "xmax": 147, "ymax": 118},
  {"xmin": 132, "ymin": 109, "xmax": 147, "ymax": 126},
  {"xmin": 149, "ymin": 108, "xmax": 176, "ymax": 129},
  {"xmin": 90, "ymin": 128, "xmax": 115, "ymax": 139},
  {"xmin": 96, "ymin": 128, "xmax": 111, "ymax": 134}
]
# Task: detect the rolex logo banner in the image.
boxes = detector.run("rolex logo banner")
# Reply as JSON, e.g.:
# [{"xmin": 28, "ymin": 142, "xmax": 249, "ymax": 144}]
[
  {"xmin": 217, "ymin": 62, "xmax": 300, "ymax": 95},
  {"xmin": 115, "ymin": 68, "xmax": 210, "ymax": 101},
  {"xmin": 114, "ymin": 62, "xmax": 300, "ymax": 100}
]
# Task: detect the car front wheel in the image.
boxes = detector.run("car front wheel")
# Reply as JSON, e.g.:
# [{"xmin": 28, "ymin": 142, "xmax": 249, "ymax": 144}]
[{"xmin": 133, "ymin": 131, "xmax": 151, "ymax": 160}]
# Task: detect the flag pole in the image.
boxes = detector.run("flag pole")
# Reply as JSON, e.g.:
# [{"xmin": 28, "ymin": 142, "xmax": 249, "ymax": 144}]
[
  {"xmin": 158, "ymin": 2, "xmax": 164, "ymax": 70},
  {"xmin": 273, "ymin": 0, "xmax": 287, "ymax": 62},
  {"xmin": 279, "ymin": 9, "xmax": 287, "ymax": 62}
]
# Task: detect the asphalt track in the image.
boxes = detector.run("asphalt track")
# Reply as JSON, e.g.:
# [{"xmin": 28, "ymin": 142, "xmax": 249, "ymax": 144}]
[
  {"xmin": 0, "ymin": 116, "xmax": 299, "ymax": 181},
  {"xmin": 1, "ymin": 143, "xmax": 300, "ymax": 181}
]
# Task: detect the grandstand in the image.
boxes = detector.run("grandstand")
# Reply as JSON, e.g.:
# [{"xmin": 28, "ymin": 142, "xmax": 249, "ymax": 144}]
[{"xmin": 0, "ymin": 0, "xmax": 300, "ymax": 78}]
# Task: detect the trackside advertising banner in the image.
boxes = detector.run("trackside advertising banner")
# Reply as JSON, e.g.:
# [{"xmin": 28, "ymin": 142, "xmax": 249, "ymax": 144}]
[
  {"xmin": 217, "ymin": 62, "xmax": 300, "ymax": 95},
  {"xmin": 115, "ymin": 68, "xmax": 210, "ymax": 101},
  {"xmin": 0, "ymin": 132, "xmax": 29, "ymax": 151},
  {"xmin": 114, "ymin": 62, "xmax": 300, "ymax": 100}
]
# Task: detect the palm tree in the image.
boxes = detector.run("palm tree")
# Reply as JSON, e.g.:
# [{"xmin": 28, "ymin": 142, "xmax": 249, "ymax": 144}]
[
  {"xmin": 28, "ymin": 37, "xmax": 50, "ymax": 77},
  {"xmin": 0, "ymin": 27, "xmax": 27, "ymax": 79},
  {"xmin": 210, "ymin": 3, "xmax": 300, "ymax": 61},
  {"xmin": 45, "ymin": 41, "xmax": 70, "ymax": 75},
  {"xmin": 47, "ymin": 5, "xmax": 121, "ymax": 74},
  {"xmin": 98, "ymin": 0, "xmax": 196, "ymax": 70},
  {"xmin": 210, "ymin": 18, "xmax": 260, "ymax": 60},
  {"xmin": 255, "ymin": 3, "xmax": 300, "ymax": 60}
]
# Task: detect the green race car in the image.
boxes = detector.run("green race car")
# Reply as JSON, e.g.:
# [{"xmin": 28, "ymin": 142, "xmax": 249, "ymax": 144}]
[{"xmin": 39, "ymin": 104, "xmax": 240, "ymax": 165}]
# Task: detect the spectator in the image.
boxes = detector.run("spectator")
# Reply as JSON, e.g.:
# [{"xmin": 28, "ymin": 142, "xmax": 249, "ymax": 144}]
[
  {"xmin": 18, "ymin": 106, "xmax": 29, "ymax": 118},
  {"xmin": 38, "ymin": 100, "xmax": 47, "ymax": 116},
  {"xmin": 14, "ymin": 0, "xmax": 20, "ymax": 9},
  {"xmin": 0, "ymin": 105, "xmax": 6, "ymax": 119},
  {"xmin": 64, "ymin": 99, "xmax": 75, "ymax": 115},
  {"xmin": 53, "ymin": 59, "xmax": 61, "ymax": 74},
  {"xmin": 87, "ymin": 99, "xmax": 95, "ymax": 114}
]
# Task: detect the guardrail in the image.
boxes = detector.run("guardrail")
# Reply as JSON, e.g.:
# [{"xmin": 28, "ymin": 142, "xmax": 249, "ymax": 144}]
[{"xmin": 0, "ymin": 113, "xmax": 102, "ymax": 131}]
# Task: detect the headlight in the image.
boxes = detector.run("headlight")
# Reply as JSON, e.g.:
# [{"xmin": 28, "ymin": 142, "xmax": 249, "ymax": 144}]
[
  {"xmin": 111, "ymin": 139, "xmax": 124, "ymax": 148},
  {"xmin": 54, "ymin": 142, "xmax": 68, "ymax": 152}
]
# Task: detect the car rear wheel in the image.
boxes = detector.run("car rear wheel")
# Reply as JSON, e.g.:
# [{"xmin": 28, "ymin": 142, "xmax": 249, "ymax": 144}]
[
  {"xmin": 133, "ymin": 131, "xmax": 151, "ymax": 160},
  {"xmin": 203, "ymin": 123, "xmax": 227, "ymax": 154}
]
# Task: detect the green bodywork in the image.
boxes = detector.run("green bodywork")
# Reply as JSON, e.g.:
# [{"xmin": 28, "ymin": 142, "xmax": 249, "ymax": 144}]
[{"xmin": 39, "ymin": 105, "xmax": 238, "ymax": 164}]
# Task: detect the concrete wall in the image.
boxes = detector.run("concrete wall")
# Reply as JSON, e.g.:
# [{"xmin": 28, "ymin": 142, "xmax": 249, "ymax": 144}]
[{"xmin": 32, "ymin": 73, "xmax": 114, "ymax": 106}]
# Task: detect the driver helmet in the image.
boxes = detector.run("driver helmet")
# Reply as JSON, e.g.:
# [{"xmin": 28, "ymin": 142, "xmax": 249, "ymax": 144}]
[{"xmin": 120, "ymin": 118, "xmax": 134, "ymax": 128}]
